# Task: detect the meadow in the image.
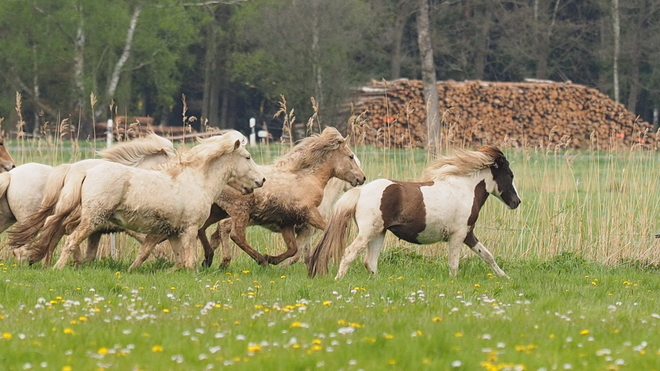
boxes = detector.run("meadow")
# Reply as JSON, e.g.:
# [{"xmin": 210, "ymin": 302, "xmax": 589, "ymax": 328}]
[{"xmin": 1, "ymin": 137, "xmax": 660, "ymax": 370}]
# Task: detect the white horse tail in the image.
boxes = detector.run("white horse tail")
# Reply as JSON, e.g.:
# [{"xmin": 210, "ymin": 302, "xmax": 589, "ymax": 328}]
[
  {"xmin": 308, "ymin": 187, "xmax": 361, "ymax": 277},
  {"xmin": 0, "ymin": 172, "xmax": 11, "ymax": 200},
  {"xmin": 28, "ymin": 169, "xmax": 87, "ymax": 263},
  {"xmin": 8, "ymin": 164, "xmax": 73, "ymax": 249}
]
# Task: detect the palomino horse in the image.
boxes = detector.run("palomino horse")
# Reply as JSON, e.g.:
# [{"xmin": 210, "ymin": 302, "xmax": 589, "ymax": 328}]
[
  {"xmin": 0, "ymin": 136, "xmax": 16, "ymax": 172},
  {"xmin": 202, "ymin": 169, "xmax": 360, "ymax": 268},
  {"xmin": 308, "ymin": 146, "xmax": 521, "ymax": 279},
  {"xmin": 6, "ymin": 133, "xmax": 176, "ymax": 265},
  {"xmin": 202, "ymin": 126, "xmax": 365, "ymax": 268},
  {"xmin": 17, "ymin": 131, "xmax": 265, "ymax": 270}
]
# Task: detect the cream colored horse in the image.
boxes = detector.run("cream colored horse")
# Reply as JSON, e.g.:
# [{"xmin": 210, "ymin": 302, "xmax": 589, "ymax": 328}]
[
  {"xmin": 6, "ymin": 133, "xmax": 176, "ymax": 264},
  {"xmin": 17, "ymin": 131, "xmax": 265, "ymax": 270},
  {"xmin": 202, "ymin": 127, "xmax": 365, "ymax": 268}
]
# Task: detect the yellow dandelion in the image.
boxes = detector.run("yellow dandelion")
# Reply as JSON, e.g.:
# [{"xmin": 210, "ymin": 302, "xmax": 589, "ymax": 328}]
[
  {"xmin": 290, "ymin": 321, "xmax": 302, "ymax": 328},
  {"xmin": 454, "ymin": 332, "xmax": 463, "ymax": 338},
  {"xmin": 312, "ymin": 339, "xmax": 322, "ymax": 345},
  {"xmin": 474, "ymin": 283, "xmax": 481, "ymax": 288},
  {"xmin": 78, "ymin": 316, "xmax": 87, "ymax": 322},
  {"xmin": 2, "ymin": 332, "xmax": 11, "ymax": 340},
  {"xmin": 162, "ymin": 309, "xmax": 169, "ymax": 313},
  {"xmin": 432, "ymin": 317, "xmax": 443, "ymax": 322},
  {"xmin": 322, "ymin": 301, "xmax": 332, "ymax": 306},
  {"xmin": 151, "ymin": 345, "xmax": 163, "ymax": 352},
  {"xmin": 69, "ymin": 320, "xmax": 77, "ymax": 325},
  {"xmin": 242, "ymin": 270, "xmax": 250, "ymax": 274},
  {"xmin": 62, "ymin": 366, "xmax": 72, "ymax": 371},
  {"xmin": 63, "ymin": 328, "xmax": 74, "ymax": 335},
  {"xmin": 247, "ymin": 344, "xmax": 261, "ymax": 352},
  {"xmin": 98, "ymin": 347, "xmax": 108, "ymax": 355},
  {"xmin": 384, "ymin": 333, "xmax": 394, "ymax": 340},
  {"xmin": 580, "ymin": 329, "xmax": 590, "ymax": 336},
  {"xmin": 292, "ymin": 343, "xmax": 301, "ymax": 349}
]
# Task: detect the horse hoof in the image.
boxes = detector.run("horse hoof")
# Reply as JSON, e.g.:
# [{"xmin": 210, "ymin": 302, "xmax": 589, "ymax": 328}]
[{"xmin": 264, "ymin": 255, "xmax": 281, "ymax": 265}]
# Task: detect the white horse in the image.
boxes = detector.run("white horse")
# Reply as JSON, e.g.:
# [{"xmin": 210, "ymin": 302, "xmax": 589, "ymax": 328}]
[
  {"xmin": 308, "ymin": 146, "xmax": 521, "ymax": 279},
  {"xmin": 19, "ymin": 131, "xmax": 265, "ymax": 270},
  {"xmin": 6, "ymin": 133, "xmax": 176, "ymax": 264}
]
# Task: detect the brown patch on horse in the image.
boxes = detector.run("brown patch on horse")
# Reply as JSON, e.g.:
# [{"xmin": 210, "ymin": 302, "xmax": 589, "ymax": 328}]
[
  {"xmin": 467, "ymin": 180, "xmax": 489, "ymax": 227},
  {"xmin": 380, "ymin": 181, "xmax": 432, "ymax": 244},
  {"xmin": 464, "ymin": 180, "xmax": 489, "ymax": 249}
]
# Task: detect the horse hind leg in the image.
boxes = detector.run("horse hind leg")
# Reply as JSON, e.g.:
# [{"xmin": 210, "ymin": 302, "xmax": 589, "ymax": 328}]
[
  {"xmin": 53, "ymin": 223, "xmax": 94, "ymax": 269},
  {"xmin": 363, "ymin": 233, "xmax": 386, "ymax": 275},
  {"xmin": 464, "ymin": 231, "xmax": 509, "ymax": 278},
  {"xmin": 336, "ymin": 234, "xmax": 371, "ymax": 280}
]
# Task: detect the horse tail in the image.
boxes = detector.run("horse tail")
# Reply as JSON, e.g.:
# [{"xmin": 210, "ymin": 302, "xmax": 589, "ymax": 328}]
[
  {"xmin": 11, "ymin": 167, "xmax": 86, "ymax": 263},
  {"xmin": 308, "ymin": 187, "xmax": 361, "ymax": 278},
  {"xmin": 8, "ymin": 164, "xmax": 72, "ymax": 249}
]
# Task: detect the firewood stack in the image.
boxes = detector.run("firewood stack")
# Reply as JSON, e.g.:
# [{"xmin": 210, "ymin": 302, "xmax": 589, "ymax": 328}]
[{"xmin": 349, "ymin": 79, "xmax": 657, "ymax": 150}]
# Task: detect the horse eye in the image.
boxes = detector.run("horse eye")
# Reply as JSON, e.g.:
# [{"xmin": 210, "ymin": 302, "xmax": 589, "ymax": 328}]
[
  {"xmin": 349, "ymin": 155, "xmax": 354, "ymax": 160},
  {"xmin": 246, "ymin": 156, "xmax": 251, "ymax": 160}
]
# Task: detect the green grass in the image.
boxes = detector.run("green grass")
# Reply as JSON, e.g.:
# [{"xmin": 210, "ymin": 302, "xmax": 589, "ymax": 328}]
[
  {"xmin": 1, "ymin": 138, "xmax": 660, "ymax": 370},
  {"xmin": 1, "ymin": 253, "xmax": 659, "ymax": 370}
]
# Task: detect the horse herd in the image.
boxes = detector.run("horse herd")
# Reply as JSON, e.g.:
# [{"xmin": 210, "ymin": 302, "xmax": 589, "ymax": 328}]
[{"xmin": 0, "ymin": 127, "xmax": 521, "ymax": 279}]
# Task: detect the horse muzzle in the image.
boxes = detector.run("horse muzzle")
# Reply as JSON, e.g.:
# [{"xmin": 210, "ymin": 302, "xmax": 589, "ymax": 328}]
[{"xmin": 351, "ymin": 175, "xmax": 366, "ymax": 187}]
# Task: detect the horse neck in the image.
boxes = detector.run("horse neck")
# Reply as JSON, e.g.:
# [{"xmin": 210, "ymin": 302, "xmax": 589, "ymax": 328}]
[
  {"xmin": 176, "ymin": 158, "xmax": 233, "ymax": 200},
  {"xmin": 137, "ymin": 153, "xmax": 170, "ymax": 169},
  {"xmin": 308, "ymin": 162, "xmax": 336, "ymax": 188}
]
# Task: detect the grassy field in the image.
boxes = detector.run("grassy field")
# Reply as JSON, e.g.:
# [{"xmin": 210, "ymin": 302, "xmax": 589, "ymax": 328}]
[{"xmin": 1, "ymin": 138, "xmax": 660, "ymax": 370}]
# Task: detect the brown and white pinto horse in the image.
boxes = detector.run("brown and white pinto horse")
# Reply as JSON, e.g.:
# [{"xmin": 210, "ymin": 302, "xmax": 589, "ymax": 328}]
[{"xmin": 308, "ymin": 146, "xmax": 521, "ymax": 279}]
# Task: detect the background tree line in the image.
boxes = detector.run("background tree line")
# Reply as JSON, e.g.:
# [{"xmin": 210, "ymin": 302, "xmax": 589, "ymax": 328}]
[{"xmin": 0, "ymin": 0, "xmax": 658, "ymax": 139}]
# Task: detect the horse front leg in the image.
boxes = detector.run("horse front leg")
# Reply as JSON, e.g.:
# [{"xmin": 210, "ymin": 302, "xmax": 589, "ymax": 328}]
[
  {"xmin": 215, "ymin": 219, "xmax": 234, "ymax": 269},
  {"xmin": 264, "ymin": 226, "xmax": 298, "ymax": 265},
  {"xmin": 84, "ymin": 231, "xmax": 103, "ymax": 263},
  {"xmin": 128, "ymin": 234, "xmax": 166, "ymax": 271},
  {"xmin": 229, "ymin": 217, "xmax": 269, "ymax": 267},
  {"xmin": 179, "ymin": 227, "xmax": 199, "ymax": 270},
  {"xmin": 447, "ymin": 234, "xmax": 464, "ymax": 278},
  {"xmin": 279, "ymin": 225, "xmax": 313, "ymax": 268},
  {"xmin": 464, "ymin": 230, "xmax": 509, "ymax": 278}
]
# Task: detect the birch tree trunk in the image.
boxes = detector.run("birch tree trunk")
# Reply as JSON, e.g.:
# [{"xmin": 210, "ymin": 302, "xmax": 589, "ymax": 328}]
[
  {"xmin": 417, "ymin": 0, "xmax": 441, "ymax": 155},
  {"xmin": 612, "ymin": 0, "xmax": 620, "ymax": 103},
  {"xmin": 97, "ymin": 6, "xmax": 142, "ymax": 118},
  {"xmin": 73, "ymin": 4, "xmax": 85, "ymax": 117}
]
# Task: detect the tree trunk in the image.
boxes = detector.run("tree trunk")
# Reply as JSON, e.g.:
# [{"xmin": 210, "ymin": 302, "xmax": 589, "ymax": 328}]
[
  {"xmin": 416, "ymin": 0, "xmax": 441, "ymax": 155},
  {"xmin": 390, "ymin": 0, "xmax": 410, "ymax": 80},
  {"xmin": 202, "ymin": 21, "xmax": 218, "ymax": 129},
  {"xmin": 32, "ymin": 44, "xmax": 41, "ymax": 137},
  {"xmin": 104, "ymin": 5, "xmax": 141, "ymax": 114},
  {"xmin": 612, "ymin": 0, "xmax": 620, "ymax": 103},
  {"xmin": 73, "ymin": 3, "xmax": 86, "ymax": 137}
]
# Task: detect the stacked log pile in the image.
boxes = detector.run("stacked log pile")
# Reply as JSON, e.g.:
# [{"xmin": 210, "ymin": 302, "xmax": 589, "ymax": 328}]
[{"xmin": 349, "ymin": 79, "xmax": 656, "ymax": 150}]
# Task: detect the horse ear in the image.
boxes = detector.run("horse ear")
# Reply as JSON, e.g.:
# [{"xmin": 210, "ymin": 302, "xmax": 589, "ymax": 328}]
[{"xmin": 234, "ymin": 139, "xmax": 241, "ymax": 150}]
